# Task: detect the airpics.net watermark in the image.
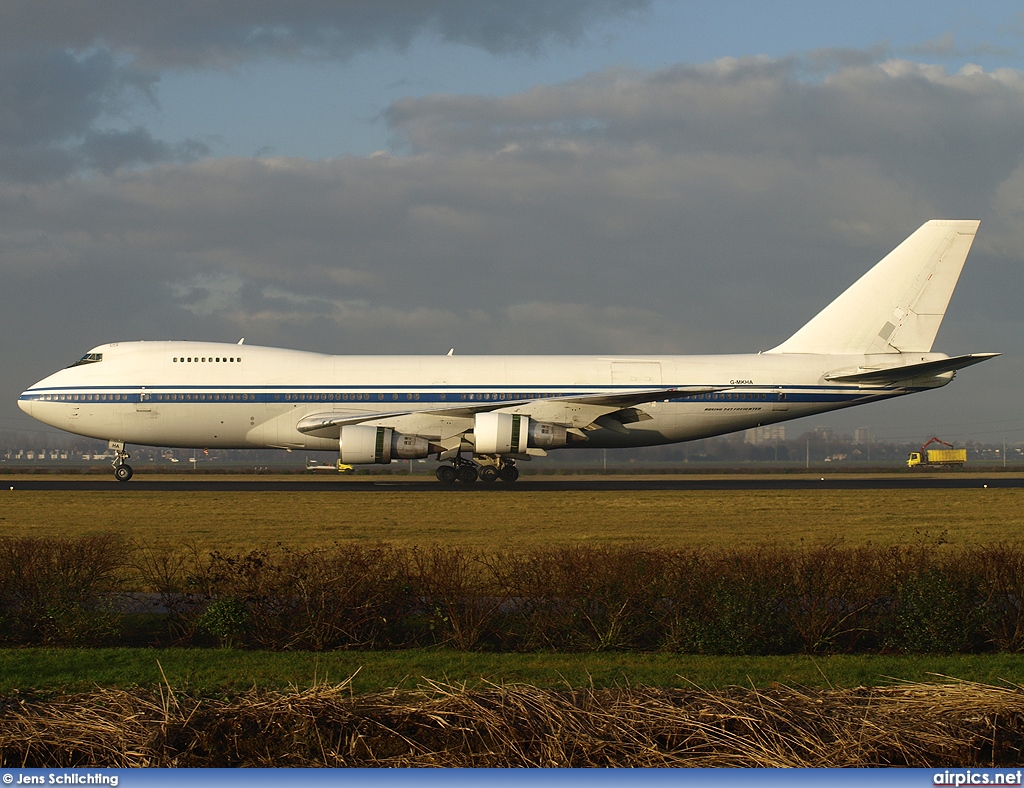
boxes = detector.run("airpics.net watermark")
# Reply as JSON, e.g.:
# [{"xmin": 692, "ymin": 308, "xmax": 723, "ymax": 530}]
[
  {"xmin": 935, "ymin": 771, "xmax": 1024, "ymax": 786},
  {"xmin": 3, "ymin": 776, "xmax": 118, "ymax": 787}
]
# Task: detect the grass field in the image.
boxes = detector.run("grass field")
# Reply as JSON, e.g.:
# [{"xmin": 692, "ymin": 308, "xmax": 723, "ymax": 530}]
[
  {"xmin": 5, "ymin": 648, "xmax": 1024, "ymax": 696},
  {"xmin": 2, "ymin": 474, "xmax": 1022, "ymax": 550},
  {"xmin": 3, "ymin": 473, "xmax": 1024, "ymax": 699}
]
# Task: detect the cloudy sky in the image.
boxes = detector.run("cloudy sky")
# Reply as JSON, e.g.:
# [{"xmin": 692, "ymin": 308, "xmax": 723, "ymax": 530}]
[{"xmin": 3, "ymin": 0, "xmax": 1022, "ymax": 447}]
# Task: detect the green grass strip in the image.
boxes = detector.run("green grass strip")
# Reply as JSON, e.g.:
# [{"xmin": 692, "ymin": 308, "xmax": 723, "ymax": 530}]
[{"xmin": 3, "ymin": 649, "xmax": 1024, "ymax": 696}]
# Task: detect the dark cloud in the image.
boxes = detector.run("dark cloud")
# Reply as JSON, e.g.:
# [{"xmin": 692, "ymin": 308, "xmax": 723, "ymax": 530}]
[
  {"xmin": 386, "ymin": 56, "xmax": 1024, "ymax": 210},
  {"xmin": 0, "ymin": 49, "xmax": 149, "ymax": 146},
  {"xmin": 0, "ymin": 1, "xmax": 650, "ymax": 182},
  {"xmin": 81, "ymin": 128, "xmax": 210, "ymax": 174},
  {"xmin": 0, "ymin": 1, "xmax": 653, "ymax": 68},
  {"xmin": 0, "ymin": 49, "xmax": 208, "ymax": 182}
]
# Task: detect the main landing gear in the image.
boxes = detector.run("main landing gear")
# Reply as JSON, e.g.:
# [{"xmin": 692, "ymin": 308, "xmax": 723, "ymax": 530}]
[
  {"xmin": 435, "ymin": 457, "xmax": 519, "ymax": 485},
  {"xmin": 110, "ymin": 441, "xmax": 133, "ymax": 482}
]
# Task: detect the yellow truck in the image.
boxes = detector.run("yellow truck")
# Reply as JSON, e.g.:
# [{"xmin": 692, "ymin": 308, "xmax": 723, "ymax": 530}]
[
  {"xmin": 907, "ymin": 438, "xmax": 966, "ymax": 468},
  {"xmin": 305, "ymin": 458, "xmax": 354, "ymax": 473}
]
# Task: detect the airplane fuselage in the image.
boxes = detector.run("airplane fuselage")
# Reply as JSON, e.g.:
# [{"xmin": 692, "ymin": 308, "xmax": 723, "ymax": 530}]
[{"xmin": 18, "ymin": 340, "xmax": 949, "ymax": 452}]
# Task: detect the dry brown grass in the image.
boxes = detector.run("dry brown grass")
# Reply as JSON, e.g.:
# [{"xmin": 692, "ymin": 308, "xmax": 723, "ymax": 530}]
[
  {"xmin": 2, "ymin": 483, "xmax": 1022, "ymax": 551},
  {"xmin": 3, "ymin": 678, "xmax": 1023, "ymax": 766}
]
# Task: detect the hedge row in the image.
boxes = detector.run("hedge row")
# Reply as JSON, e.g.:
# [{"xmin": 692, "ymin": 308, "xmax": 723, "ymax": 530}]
[{"xmin": 4, "ymin": 536, "xmax": 1024, "ymax": 654}]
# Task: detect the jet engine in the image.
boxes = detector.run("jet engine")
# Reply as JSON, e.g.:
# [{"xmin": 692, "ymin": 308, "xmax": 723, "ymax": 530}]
[
  {"xmin": 340, "ymin": 425, "xmax": 431, "ymax": 464},
  {"xmin": 473, "ymin": 412, "xmax": 569, "ymax": 454}
]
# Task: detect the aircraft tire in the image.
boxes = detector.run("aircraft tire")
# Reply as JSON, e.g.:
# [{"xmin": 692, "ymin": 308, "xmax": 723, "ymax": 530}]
[
  {"xmin": 436, "ymin": 465, "xmax": 457, "ymax": 484},
  {"xmin": 499, "ymin": 465, "xmax": 519, "ymax": 482},
  {"xmin": 456, "ymin": 465, "xmax": 479, "ymax": 484},
  {"xmin": 479, "ymin": 466, "xmax": 499, "ymax": 483},
  {"xmin": 114, "ymin": 464, "xmax": 134, "ymax": 482}
]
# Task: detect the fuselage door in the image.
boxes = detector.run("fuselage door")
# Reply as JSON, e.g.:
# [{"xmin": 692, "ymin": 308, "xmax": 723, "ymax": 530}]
[{"xmin": 136, "ymin": 387, "xmax": 153, "ymax": 412}]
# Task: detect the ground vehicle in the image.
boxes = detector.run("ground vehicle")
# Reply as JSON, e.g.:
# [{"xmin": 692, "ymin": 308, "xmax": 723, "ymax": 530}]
[
  {"xmin": 907, "ymin": 437, "xmax": 967, "ymax": 468},
  {"xmin": 305, "ymin": 458, "xmax": 354, "ymax": 473}
]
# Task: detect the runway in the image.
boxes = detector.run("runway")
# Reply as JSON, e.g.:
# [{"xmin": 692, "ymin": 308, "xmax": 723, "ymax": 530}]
[{"xmin": 5, "ymin": 474, "xmax": 1023, "ymax": 491}]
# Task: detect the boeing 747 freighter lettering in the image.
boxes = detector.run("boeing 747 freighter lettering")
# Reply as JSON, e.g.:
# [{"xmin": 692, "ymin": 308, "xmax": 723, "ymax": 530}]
[{"xmin": 18, "ymin": 220, "xmax": 998, "ymax": 483}]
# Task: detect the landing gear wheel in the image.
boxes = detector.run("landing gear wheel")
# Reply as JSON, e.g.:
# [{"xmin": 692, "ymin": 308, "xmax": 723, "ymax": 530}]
[
  {"xmin": 456, "ymin": 465, "xmax": 479, "ymax": 484},
  {"xmin": 479, "ymin": 466, "xmax": 499, "ymax": 483},
  {"xmin": 110, "ymin": 442, "xmax": 133, "ymax": 482},
  {"xmin": 436, "ymin": 465, "xmax": 457, "ymax": 485},
  {"xmin": 499, "ymin": 464, "xmax": 519, "ymax": 483}
]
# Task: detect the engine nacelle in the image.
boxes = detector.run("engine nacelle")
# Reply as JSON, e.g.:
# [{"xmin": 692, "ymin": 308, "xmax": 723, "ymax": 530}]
[
  {"xmin": 529, "ymin": 420, "xmax": 570, "ymax": 449},
  {"xmin": 340, "ymin": 425, "xmax": 431, "ymax": 464},
  {"xmin": 474, "ymin": 412, "xmax": 569, "ymax": 454}
]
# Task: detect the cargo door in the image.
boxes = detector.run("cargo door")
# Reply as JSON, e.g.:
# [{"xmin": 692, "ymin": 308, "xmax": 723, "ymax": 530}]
[{"xmin": 610, "ymin": 362, "xmax": 662, "ymax": 386}]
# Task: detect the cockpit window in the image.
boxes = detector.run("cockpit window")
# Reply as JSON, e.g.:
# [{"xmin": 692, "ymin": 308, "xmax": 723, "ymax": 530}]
[{"xmin": 68, "ymin": 352, "xmax": 103, "ymax": 368}]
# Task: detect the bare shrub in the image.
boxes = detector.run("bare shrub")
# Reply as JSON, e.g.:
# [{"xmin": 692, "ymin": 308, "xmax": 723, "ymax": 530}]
[
  {"xmin": 880, "ymin": 545, "xmax": 986, "ymax": 653},
  {"xmin": 136, "ymin": 543, "xmax": 415, "ymax": 650},
  {"xmin": 14, "ymin": 538, "xmax": 1024, "ymax": 655},
  {"xmin": 409, "ymin": 546, "xmax": 506, "ymax": 650},
  {"xmin": 251, "ymin": 544, "xmax": 414, "ymax": 650},
  {"xmin": 130, "ymin": 541, "xmax": 206, "ymax": 644},
  {"xmin": 0, "ymin": 534, "xmax": 129, "ymax": 646},
  {"xmin": 665, "ymin": 546, "xmax": 798, "ymax": 655},
  {"xmin": 971, "ymin": 544, "xmax": 1024, "ymax": 652},
  {"xmin": 781, "ymin": 543, "xmax": 889, "ymax": 653},
  {"xmin": 493, "ymin": 544, "xmax": 672, "ymax": 651}
]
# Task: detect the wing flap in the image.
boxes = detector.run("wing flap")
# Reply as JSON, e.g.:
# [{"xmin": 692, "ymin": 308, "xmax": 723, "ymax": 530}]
[{"xmin": 296, "ymin": 385, "xmax": 727, "ymax": 437}]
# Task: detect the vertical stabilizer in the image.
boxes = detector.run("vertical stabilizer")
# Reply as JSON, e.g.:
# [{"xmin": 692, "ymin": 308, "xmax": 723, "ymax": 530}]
[{"xmin": 767, "ymin": 220, "xmax": 980, "ymax": 355}]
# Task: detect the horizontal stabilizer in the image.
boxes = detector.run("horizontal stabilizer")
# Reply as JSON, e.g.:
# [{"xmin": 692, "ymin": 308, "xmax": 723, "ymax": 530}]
[
  {"xmin": 769, "ymin": 220, "xmax": 980, "ymax": 355},
  {"xmin": 825, "ymin": 353, "xmax": 999, "ymax": 385}
]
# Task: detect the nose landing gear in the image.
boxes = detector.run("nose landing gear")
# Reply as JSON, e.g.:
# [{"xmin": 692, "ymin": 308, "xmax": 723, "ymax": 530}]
[{"xmin": 109, "ymin": 441, "xmax": 133, "ymax": 482}]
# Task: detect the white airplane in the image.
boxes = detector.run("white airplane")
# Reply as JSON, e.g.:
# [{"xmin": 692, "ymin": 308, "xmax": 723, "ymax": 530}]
[{"xmin": 18, "ymin": 220, "xmax": 997, "ymax": 484}]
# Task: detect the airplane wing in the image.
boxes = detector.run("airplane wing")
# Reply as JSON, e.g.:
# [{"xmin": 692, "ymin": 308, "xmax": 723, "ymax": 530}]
[
  {"xmin": 824, "ymin": 352, "xmax": 999, "ymax": 385},
  {"xmin": 295, "ymin": 385, "xmax": 727, "ymax": 439}
]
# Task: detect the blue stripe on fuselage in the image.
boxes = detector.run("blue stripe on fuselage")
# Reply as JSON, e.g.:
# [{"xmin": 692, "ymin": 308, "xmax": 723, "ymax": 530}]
[{"xmin": 18, "ymin": 384, "xmax": 897, "ymax": 406}]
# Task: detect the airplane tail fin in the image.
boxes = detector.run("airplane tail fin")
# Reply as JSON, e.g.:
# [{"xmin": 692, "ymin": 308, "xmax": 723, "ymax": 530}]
[{"xmin": 767, "ymin": 220, "xmax": 980, "ymax": 355}]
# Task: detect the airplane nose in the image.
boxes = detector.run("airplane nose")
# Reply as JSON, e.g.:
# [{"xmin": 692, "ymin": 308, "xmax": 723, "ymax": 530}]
[{"xmin": 17, "ymin": 393, "xmax": 33, "ymax": 417}]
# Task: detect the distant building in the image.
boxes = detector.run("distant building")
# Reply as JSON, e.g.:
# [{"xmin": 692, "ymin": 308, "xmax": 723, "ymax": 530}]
[
  {"xmin": 813, "ymin": 425, "xmax": 836, "ymax": 441},
  {"xmin": 854, "ymin": 427, "xmax": 871, "ymax": 445},
  {"xmin": 744, "ymin": 425, "xmax": 786, "ymax": 445}
]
